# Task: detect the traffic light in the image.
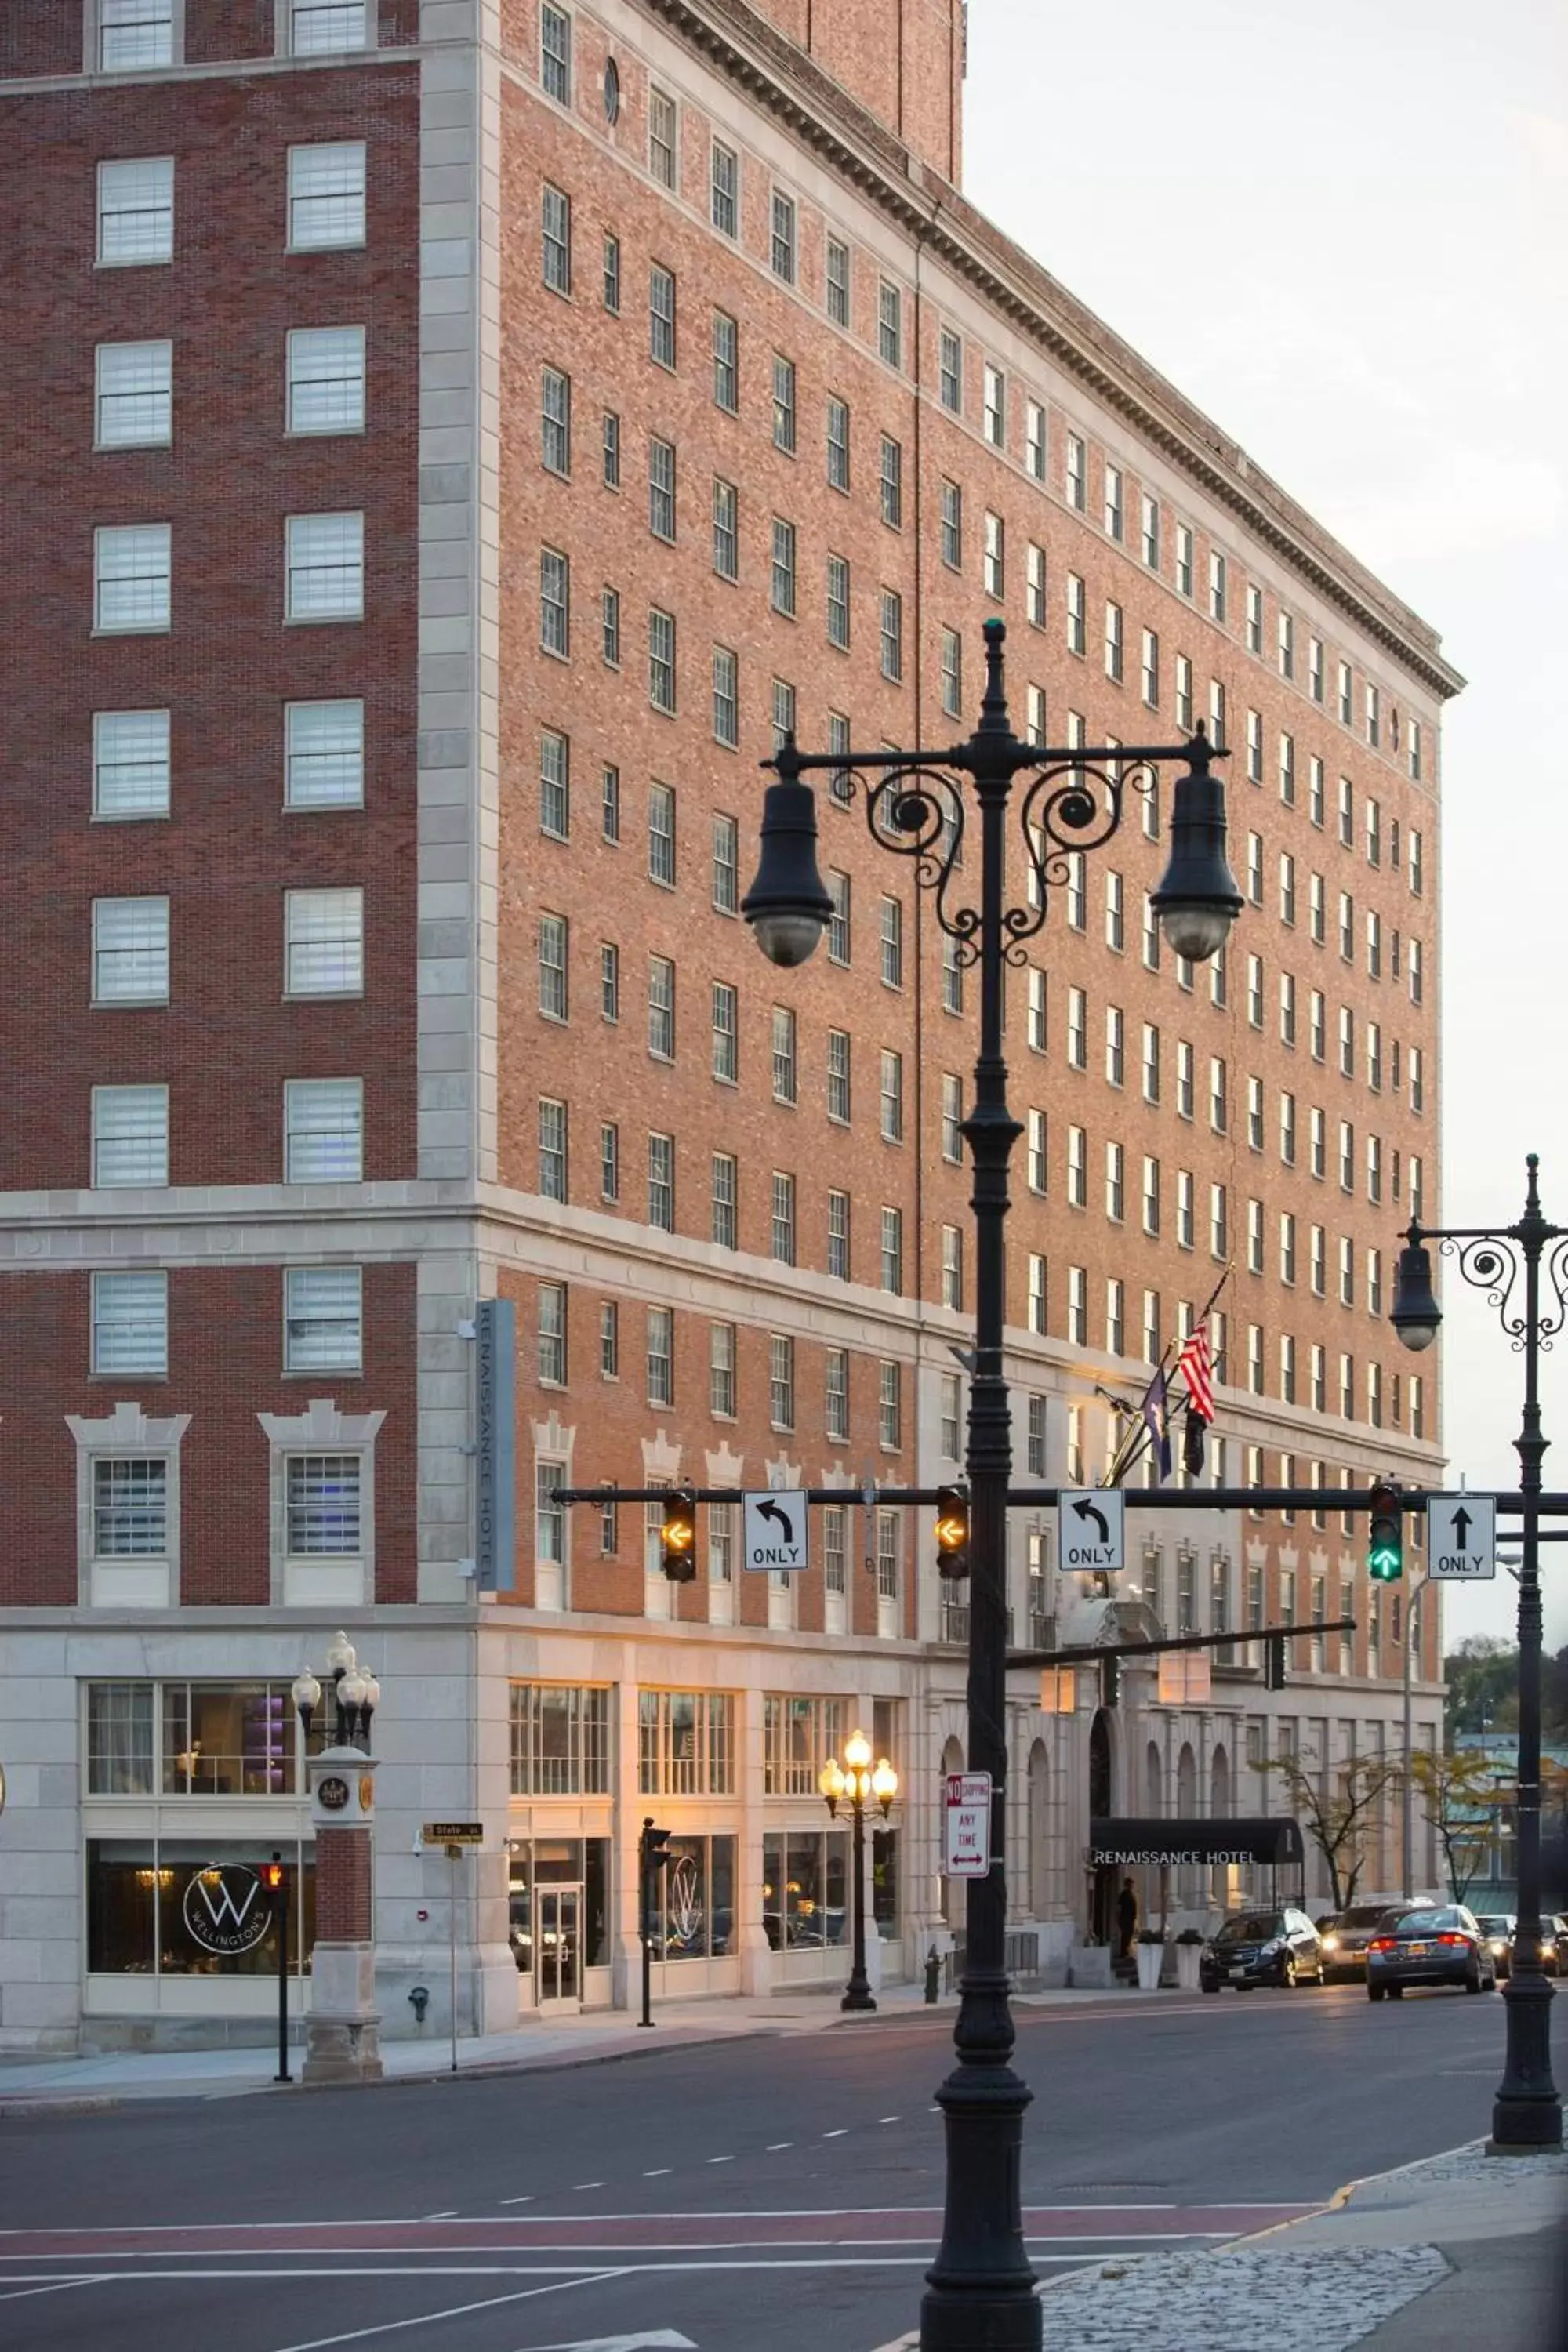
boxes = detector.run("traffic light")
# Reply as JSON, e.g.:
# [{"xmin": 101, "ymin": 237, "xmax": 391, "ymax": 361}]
[
  {"xmin": 1264, "ymin": 1633, "xmax": 1287, "ymax": 1691},
  {"xmin": 1367, "ymin": 1482, "xmax": 1404, "ymax": 1582},
  {"xmin": 659, "ymin": 1487, "xmax": 698, "ymax": 1581},
  {"xmin": 258, "ymin": 1857, "xmax": 286, "ymax": 1896},
  {"xmin": 934, "ymin": 1484, "xmax": 970, "ymax": 1580},
  {"xmin": 640, "ymin": 1820, "xmax": 672, "ymax": 1871}
]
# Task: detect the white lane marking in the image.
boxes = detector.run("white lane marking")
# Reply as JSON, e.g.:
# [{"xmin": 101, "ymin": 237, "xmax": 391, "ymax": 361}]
[
  {"xmin": 570, "ymin": 2184, "xmax": 606, "ymax": 2193},
  {"xmin": 878, "ymin": 2116, "xmax": 901, "ymax": 2124},
  {"xmin": 764, "ymin": 2143, "xmax": 792, "ymax": 2152},
  {"xmin": 0, "ymin": 2253, "xmax": 1188, "ymax": 2285},
  {"xmin": 423, "ymin": 2212, "xmax": 458, "ymax": 2222},
  {"xmin": 642, "ymin": 2170, "xmax": 671, "ymax": 2179},
  {"xmin": 0, "ymin": 2278, "xmax": 108, "ymax": 2304},
  {"xmin": 260, "ymin": 2268, "xmax": 623, "ymax": 2352},
  {"xmin": 704, "ymin": 2157, "xmax": 734, "ymax": 2166},
  {"xmin": 501, "ymin": 2197, "xmax": 535, "ymax": 2207},
  {"xmin": 822, "ymin": 2129, "xmax": 848, "ymax": 2140}
]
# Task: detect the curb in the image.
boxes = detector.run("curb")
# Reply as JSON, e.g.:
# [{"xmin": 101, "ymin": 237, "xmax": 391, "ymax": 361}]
[
  {"xmin": 1226, "ymin": 2136, "xmax": 1487, "ymax": 2249},
  {"xmin": 0, "ymin": 2096, "xmax": 124, "ymax": 2119}
]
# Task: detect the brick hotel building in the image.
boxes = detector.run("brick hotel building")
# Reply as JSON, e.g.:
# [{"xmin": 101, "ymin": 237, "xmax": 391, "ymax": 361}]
[{"xmin": 0, "ymin": 0, "xmax": 1461, "ymax": 2052}]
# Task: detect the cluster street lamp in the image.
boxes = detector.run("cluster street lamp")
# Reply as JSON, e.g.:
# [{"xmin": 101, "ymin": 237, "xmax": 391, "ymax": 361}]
[
  {"xmin": 746, "ymin": 619, "xmax": 1242, "ymax": 2347},
  {"xmin": 1391, "ymin": 1152, "xmax": 1562, "ymax": 2151},
  {"xmin": 819, "ymin": 1729, "xmax": 899, "ymax": 2013},
  {"xmin": 292, "ymin": 1629, "xmax": 380, "ymax": 1752}
]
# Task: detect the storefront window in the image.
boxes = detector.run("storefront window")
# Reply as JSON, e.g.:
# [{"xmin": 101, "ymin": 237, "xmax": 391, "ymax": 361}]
[
  {"xmin": 645, "ymin": 1834, "xmax": 735, "ymax": 1958},
  {"xmin": 86, "ymin": 1840, "xmax": 315, "ymax": 1976},
  {"xmin": 510, "ymin": 1684, "xmax": 612, "ymax": 1795},
  {"xmin": 873, "ymin": 1827, "xmax": 899, "ymax": 1932},
  {"xmin": 87, "ymin": 1681, "xmax": 307, "ymax": 1796},
  {"xmin": 762, "ymin": 1829, "xmax": 848, "ymax": 1949},
  {"xmin": 637, "ymin": 1690, "xmax": 735, "ymax": 1795},
  {"xmin": 763, "ymin": 1697, "xmax": 845, "ymax": 1795}
]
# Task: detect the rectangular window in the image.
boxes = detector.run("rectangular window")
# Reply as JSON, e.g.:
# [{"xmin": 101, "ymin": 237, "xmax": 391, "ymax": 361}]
[
  {"xmin": 95, "ymin": 523, "xmax": 170, "ymax": 633},
  {"xmin": 93, "ymin": 1268, "xmax": 167, "ymax": 1376},
  {"xmin": 709, "ymin": 1322, "xmax": 736, "ymax": 1419},
  {"xmin": 878, "ymin": 1363, "xmax": 902, "ymax": 1450},
  {"xmin": 284, "ymin": 1077, "xmax": 361, "ymax": 1183},
  {"xmin": 826, "ymin": 1026, "xmax": 851, "ymax": 1123},
  {"xmin": 1067, "ymin": 985, "xmax": 1087, "ymax": 1069},
  {"xmin": 541, "ymin": 182, "xmax": 571, "ymax": 292},
  {"xmin": 710, "ymin": 139, "xmax": 739, "ymax": 236},
  {"xmin": 1025, "ymin": 542, "xmax": 1046, "ymax": 629},
  {"xmin": 772, "ymin": 1006, "xmax": 798, "ymax": 1104},
  {"xmin": 826, "ymin": 396, "xmax": 850, "ymax": 493},
  {"xmin": 288, "ymin": 325, "xmax": 365, "ymax": 437},
  {"xmin": 771, "ymin": 1172, "xmax": 796, "ymax": 1265},
  {"xmin": 93, "ymin": 1458, "xmax": 169, "ymax": 1561},
  {"xmin": 539, "ymin": 545, "xmax": 570, "ymax": 654},
  {"xmin": 983, "ymin": 362, "xmax": 1004, "ymax": 446},
  {"xmin": 289, "ymin": 141, "xmax": 365, "ymax": 251},
  {"xmin": 600, "ymin": 942, "xmax": 619, "ymax": 1023},
  {"xmin": 771, "ymin": 520, "xmax": 797, "ymax": 616},
  {"xmin": 939, "ymin": 627, "xmax": 962, "ymax": 717},
  {"xmin": 536, "ymin": 1283, "xmax": 568, "ymax": 1386},
  {"xmin": 647, "ymin": 955, "xmax": 675, "ymax": 1061},
  {"xmin": 768, "ymin": 1334, "xmax": 795, "ymax": 1431},
  {"xmin": 285, "ymin": 887, "xmax": 362, "ymax": 996},
  {"xmin": 539, "ymin": 729, "xmax": 570, "ymax": 838},
  {"xmin": 285, "ymin": 511, "xmax": 363, "ymax": 622},
  {"xmin": 537, "ymin": 1096, "xmax": 568, "ymax": 1200},
  {"xmin": 601, "ymin": 1123, "xmax": 620, "ymax": 1203},
  {"xmin": 648, "ymin": 439, "xmax": 676, "ymax": 542},
  {"xmin": 879, "ymin": 281, "xmax": 902, "ymax": 368},
  {"xmin": 773, "ymin": 354, "xmax": 797, "ymax": 454},
  {"xmin": 601, "ymin": 411, "xmax": 621, "ymax": 489},
  {"xmin": 1066, "ymin": 433, "xmax": 1087, "ymax": 510},
  {"xmin": 648, "ymin": 86, "xmax": 678, "ymax": 188},
  {"xmin": 648, "ymin": 263, "xmax": 676, "ymax": 368},
  {"xmin": 826, "ymin": 555, "xmax": 851, "ymax": 651},
  {"xmin": 648, "ymin": 1134, "xmax": 675, "ymax": 1232},
  {"xmin": 646, "ymin": 1308, "xmax": 674, "ymax": 1406},
  {"xmin": 711, "ymin": 477, "xmax": 739, "ymax": 581},
  {"xmin": 826, "ymin": 235, "xmax": 851, "ymax": 325},
  {"xmin": 98, "ymin": 156, "xmax": 174, "ymax": 266},
  {"xmin": 880, "ymin": 434, "xmax": 903, "ymax": 529},
  {"xmin": 94, "ymin": 708, "xmax": 171, "ymax": 820},
  {"xmin": 880, "ymin": 589, "xmax": 902, "ymax": 681},
  {"xmin": 880, "ymin": 1205, "xmax": 903, "ymax": 1295},
  {"xmin": 1209, "ymin": 550, "xmax": 1227, "ymax": 622},
  {"xmin": 983, "ymin": 510, "xmax": 1004, "ymax": 594},
  {"xmin": 942, "ymin": 1073, "xmax": 964, "ymax": 1160},
  {"xmin": 538, "ymin": 909, "xmax": 568, "ymax": 1019},
  {"xmin": 96, "ymin": 339, "xmax": 172, "ymax": 448},
  {"xmin": 1104, "ymin": 463, "xmax": 1124, "ymax": 541},
  {"xmin": 878, "ymin": 1048, "xmax": 904, "ymax": 1143},
  {"xmin": 601, "ymin": 232, "xmax": 619, "ymax": 312},
  {"xmin": 284, "ymin": 1265, "xmax": 361, "ymax": 1372},
  {"xmin": 826, "ymin": 872, "xmax": 851, "ymax": 966},
  {"xmin": 939, "ymin": 327, "xmax": 963, "ymax": 411},
  {"xmin": 93, "ymin": 895, "xmax": 169, "ymax": 1004},
  {"xmin": 1175, "ymin": 522, "xmax": 1194, "ymax": 598},
  {"xmin": 1141, "ymin": 628, "xmax": 1160, "ymax": 707},
  {"xmin": 600, "ymin": 586, "xmax": 621, "ymax": 667},
  {"xmin": 92, "ymin": 1083, "xmax": 169, "ymax": 1188},
  {"xmin": 880, "ymin": 895, "xmax": 903, "ymax": 987},
  {"xmin": 648, "ymin": 608, "xmax": 676, "ymax": 712},
  {"xmin": 1104, "ymin": 601, "xmax": 1123, "ymax": 681},
  {"xmin": 826, "ymin": 1189, "xmax": 849, "ymax": 1279},
  {"xmin": 711, "ymin": 1152, "xmax": 737, "ymax": 1247},
  {"xmin": 771, "ymin": 190, "xmax": 797, "ymax": 284},
  {"xmin": 710, "ymin": 981, "xmax": 738, "ymax": 1083},
  {"xmin": 1141, "ymin": 491, "xmax": 1160, "ymax": 568},
  {"xmin": 1067, "ymin": 1265, "xmax": 1087, "ymax": 1345}
]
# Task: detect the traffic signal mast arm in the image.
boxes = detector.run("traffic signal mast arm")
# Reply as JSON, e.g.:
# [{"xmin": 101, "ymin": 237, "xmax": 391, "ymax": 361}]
[
  {"xmin": 557, "ymin": 1480, "xmax": 1566, "ymax": 1516},
  {"xmin": 1007, "ymin": 1616, "xmax": 1356, "ymax": 1670}
]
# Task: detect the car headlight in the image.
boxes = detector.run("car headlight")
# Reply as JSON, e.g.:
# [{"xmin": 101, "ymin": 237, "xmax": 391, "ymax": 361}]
[
  {"xmin": 1323, "ymin": 1936, "xmax": 1340, "ymax": 1951},
  {"xmin": 1489, "ymin": 1939, "xmax": 1507, "ymax": 1955},
  {"xmin": 1260, "ymin": 1938, "xmax": 1283, "ymax": 1955}
]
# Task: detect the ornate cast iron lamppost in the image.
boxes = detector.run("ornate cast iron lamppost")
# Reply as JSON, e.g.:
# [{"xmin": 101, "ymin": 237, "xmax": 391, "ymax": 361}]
[
  {"xmin": 1391, "ymin": 1153, "xmax": 1563, "ymax": 2151},
  {"xmin": 820, "ymin": 1729, "xmax": 898, "ymax": 2013},
  {"xmin": 744, "ymin": 619, "xmax": 1242, "ymax": 2348}
]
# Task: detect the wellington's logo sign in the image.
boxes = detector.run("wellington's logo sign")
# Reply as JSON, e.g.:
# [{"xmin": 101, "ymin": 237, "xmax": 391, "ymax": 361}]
[
  {"xmin": 182, "ymin": 1864, "xmax": 270, "ymax": 1957},
  {"xmin": 667, "ymin": 1853, "xmax": 702, "ymax": 1947}
]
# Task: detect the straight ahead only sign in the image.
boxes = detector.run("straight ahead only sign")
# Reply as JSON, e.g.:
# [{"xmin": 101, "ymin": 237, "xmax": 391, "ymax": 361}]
[
  {"xmin": 1427, "ymin": 1494, "xmax": 1497, "ymax": 1581},
  {"xmin": 743, "ymin": 1488, "xmax": 809, "ymax": 1573}
]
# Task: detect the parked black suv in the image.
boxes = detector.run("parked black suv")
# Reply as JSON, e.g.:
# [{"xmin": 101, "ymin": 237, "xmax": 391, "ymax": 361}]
[{"xmin": 1200, "ymin": 1907, "xmax": 1325, "ymax": 1991}]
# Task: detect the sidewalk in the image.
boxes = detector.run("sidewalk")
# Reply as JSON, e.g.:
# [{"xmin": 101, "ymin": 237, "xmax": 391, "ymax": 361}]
[
  {"xmin": 0, "ymin": 1979, "xmax": 1136, "ymax": 2114},
  {"xmin": 873, "ymin": 2140, "xmax": 1568, "ymax": 2352}
]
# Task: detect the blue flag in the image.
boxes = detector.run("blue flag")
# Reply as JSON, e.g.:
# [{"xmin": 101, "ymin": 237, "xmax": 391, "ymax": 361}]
[{"xmin": 1142, "ymin": 1370, "xmax": 1172, "ymax": 1483}]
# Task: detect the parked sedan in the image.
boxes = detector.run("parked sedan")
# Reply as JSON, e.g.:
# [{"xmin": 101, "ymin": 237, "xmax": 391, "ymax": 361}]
[
  {"xmin": 1320, "ymin": 1899, "xmax": 1433, "ymax": 1984},
  {"xmin": 1200, "ymin": 1907, "xmax": 1325, "ymax": 1991},
  {"xmin": 1366, "ymin": 1906, "xmax": 1497, "ymax": 1998}
]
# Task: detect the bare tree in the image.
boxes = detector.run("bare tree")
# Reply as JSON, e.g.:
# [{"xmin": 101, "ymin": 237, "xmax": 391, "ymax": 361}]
[
  {"xmin": 1406, "ymin": 1748, "xmax": 1502, "ymax": 1904},
  {"xmin": 1262, "ymin": 1751, "xmax": 1403, "ymax": 1911}
]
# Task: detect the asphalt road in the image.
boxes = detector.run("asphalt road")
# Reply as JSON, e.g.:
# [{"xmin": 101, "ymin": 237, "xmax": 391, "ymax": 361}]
[{"xmin": 0, "ymin": 1983, "xmax": 1534, "ymax": 2352}]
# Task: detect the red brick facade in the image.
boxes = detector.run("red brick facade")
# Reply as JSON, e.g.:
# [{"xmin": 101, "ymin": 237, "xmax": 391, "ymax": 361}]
[{"xmin": 314, "ymin": 1824, "xmax": 373, "ymax": 1940}]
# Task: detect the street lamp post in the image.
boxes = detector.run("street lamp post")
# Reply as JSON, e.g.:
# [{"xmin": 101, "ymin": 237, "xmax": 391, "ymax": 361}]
[
  {"xmin": 820, "ymin": 1730, "xmax": 898, "ymax": 2012},
  {"xmin": 746, "ymin": 619, "xmax": 1241, "ymax": 2346},
  {"xmin": 1391, "ymin": 1151, "xmax": 1563, "ymax": 2151},
  {"xmin": 1400, "ymin": 1571, "xmax": 1431, "ymax": 1904}
]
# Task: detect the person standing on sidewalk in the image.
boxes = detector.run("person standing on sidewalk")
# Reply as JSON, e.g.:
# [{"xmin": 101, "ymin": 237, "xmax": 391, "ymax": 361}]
[{"xmin": 1116, "ymin": 1876, "xmax": 1139, "ymax": 1958}]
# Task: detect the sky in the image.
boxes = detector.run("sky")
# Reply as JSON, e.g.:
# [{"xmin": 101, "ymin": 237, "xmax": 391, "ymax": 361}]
[{"xmin": 963, "ymin": 0, "xmax": 1568, "ymax": 1651}]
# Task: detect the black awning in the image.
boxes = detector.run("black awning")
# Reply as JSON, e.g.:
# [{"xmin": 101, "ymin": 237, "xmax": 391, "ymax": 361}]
[{"xmin": 1089, "ymin": 1817, "xmax": 1305, "ymax": 1868}]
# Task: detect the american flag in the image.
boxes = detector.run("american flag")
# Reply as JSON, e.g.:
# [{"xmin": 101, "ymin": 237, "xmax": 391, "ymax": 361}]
[{"xmin": 1175, "ymin": 1326, "xmax": 1214, "ymax": 1424}]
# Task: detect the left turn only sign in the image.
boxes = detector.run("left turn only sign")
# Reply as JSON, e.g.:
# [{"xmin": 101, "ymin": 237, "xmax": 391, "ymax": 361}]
[{"xmin": 743, "ymin": 1487, "xmax": 809, "ymax": 1573}]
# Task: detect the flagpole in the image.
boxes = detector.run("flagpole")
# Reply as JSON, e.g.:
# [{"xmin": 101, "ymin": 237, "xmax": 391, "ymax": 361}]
[{"xmin": 1104, "ymin": 1264, "xmax": 1232, "ymax": 1490}]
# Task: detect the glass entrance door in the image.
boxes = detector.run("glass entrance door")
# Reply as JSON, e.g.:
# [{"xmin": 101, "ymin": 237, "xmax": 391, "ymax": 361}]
[{"xmin": 537, "ymin": 1885, "xmax": 581, "ymax": 2005}]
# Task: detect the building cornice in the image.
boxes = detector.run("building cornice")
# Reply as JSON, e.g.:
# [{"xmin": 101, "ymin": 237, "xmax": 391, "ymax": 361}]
[{"xmin": 641, "ymin": 0, "xmax": 1464, "ymax": 702}]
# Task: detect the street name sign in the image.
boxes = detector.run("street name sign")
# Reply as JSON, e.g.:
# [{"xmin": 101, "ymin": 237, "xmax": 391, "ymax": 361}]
[
  {"xmin": 423, "ymin": 1820, "xmax": 484, "ymax": 1845},
  {"xmin": 943, "ymin": 1771, "xmax": 993, "ymax": 1878},
  {"xmin": 1058, "ymin": 1487, "xmax": 1125, "ymax": 1574},
  {"xmin": 1427, "ymin": 1495, "xmax": 1497, "ymax": 1581},
  {"xmin": 742, "ymin": 1487, "xmax": 808, "ymax": 1573}
]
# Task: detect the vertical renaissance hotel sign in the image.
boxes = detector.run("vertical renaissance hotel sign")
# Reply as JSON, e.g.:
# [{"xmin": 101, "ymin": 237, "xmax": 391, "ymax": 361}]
[{"xmin": 475, "ymin": 1298, "xmax": 517, "ymax": 1591}]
